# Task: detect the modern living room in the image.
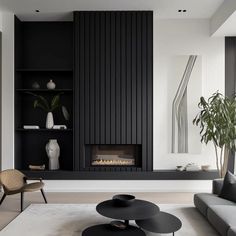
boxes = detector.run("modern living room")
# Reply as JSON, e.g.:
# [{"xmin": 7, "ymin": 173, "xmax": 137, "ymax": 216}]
[{"xmin": 0, "ymin": 0, "xmax": 236, "ymax": 235}]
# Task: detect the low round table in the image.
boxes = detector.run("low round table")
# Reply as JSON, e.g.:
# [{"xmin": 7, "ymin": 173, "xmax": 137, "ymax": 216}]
[
  {"xmin": 136, "ymin": 211, "xmax": 182, "ymax": 236},
  {"xmin": 96, "ymin": 199, "xmax": 160, "ymax": 224},
  {"xmin": 82, "ymin": 224, "xmax": 145, "ymax": 236}
]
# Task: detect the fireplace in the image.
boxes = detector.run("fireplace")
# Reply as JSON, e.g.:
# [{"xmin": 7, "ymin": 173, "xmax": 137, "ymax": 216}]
[{"xmin": 85, "ymin": 145, "xmax": 142, "ymax": 171}]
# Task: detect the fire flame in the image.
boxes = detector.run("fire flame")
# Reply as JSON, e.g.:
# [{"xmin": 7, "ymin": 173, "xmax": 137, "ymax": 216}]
[{"xmin": 92, "ymin": 159, "xmax": 135, "ymax": 166}]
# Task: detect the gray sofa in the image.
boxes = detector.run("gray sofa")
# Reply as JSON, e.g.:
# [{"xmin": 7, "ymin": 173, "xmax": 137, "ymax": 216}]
[{"xmin": 194, "ymin": 179, "xmax": 236, "ymax": 236}]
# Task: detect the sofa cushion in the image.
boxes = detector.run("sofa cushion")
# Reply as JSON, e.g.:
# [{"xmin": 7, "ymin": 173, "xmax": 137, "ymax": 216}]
[
  {"xmin": 219, "ymin": 171, "xmax": 236, "ymax": 203},
  {"xmin": 194, "ymin": 193, "xmax": 235, "ymax": 217},
  {"xmin": 207, "ymin": 205, "xmax": 236, "ymax": 236},
  {"xmin": 228, "ymin": 227, "xmax": 236, "ymax": 236}
]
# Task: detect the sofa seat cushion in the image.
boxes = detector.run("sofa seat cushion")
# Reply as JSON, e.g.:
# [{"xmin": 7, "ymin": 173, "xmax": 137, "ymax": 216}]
[
  {"xmin": 228, "ymin": 227, "xmax": 236, "ymax": 236},
  {"xmin": 194, "ymin": 193, "xmax": 235, "ymax": 217},
  {"xmin": 207, "ymin": 206, "xmax": 236, "ymax": 236}
]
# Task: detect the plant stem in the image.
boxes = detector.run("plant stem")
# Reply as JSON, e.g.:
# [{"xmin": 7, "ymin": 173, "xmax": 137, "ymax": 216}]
[
  {"xmin": 222, "ymin": 146, "xmax": 229, "ymax": 177},
  {"xmin": 220, "ymin": 146, "xmax": 223, "ymax": 178},
  {"xmin": 213, "ymin": 142, "xmax": 221, "ymax": 177}
]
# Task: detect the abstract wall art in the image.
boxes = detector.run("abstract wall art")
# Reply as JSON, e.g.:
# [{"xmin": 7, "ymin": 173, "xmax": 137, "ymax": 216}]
[{"xmin": 170, "ymin": 55, "xmax": 202, "ymax": 154}]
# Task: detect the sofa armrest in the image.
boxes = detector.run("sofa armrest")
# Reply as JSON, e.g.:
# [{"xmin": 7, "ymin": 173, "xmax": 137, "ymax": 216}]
[{"xmin": 212, "ymin": 178, "xmax": 224, "ymax": 195}]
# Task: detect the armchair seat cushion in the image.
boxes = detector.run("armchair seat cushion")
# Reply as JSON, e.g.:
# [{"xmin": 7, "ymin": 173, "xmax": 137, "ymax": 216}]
[{"xmin": 22, "ymin": 182, "xmax": 44, "ymax": 192}]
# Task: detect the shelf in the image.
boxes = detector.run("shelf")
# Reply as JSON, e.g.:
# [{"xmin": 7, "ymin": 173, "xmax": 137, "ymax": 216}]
[
  {"xmin": 21, "ymin": 170, "xmax": 219, "ymax": 180},
  {"xmin": 16, "ymin": 68, "xmax": 73, "ymax": 72},
  {"xmin": 16, "ymin": 128, "xmax": 73, "ymax": 132},
  {"xmin": 16, "ymin": 89, "xmax": 73, "ymax": 93}
]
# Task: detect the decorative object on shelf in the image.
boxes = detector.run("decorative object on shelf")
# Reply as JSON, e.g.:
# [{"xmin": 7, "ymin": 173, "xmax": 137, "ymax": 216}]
[
  {"xmin": 45, "ymin": 139, "xmax": 60, "ymax": 170},
  {"xmin": 46, "ymin": 112, "xmax": 54, "ymax": 129},
  {"xmin": 27, "ymin": 92, "xmax": 70, "ymax": 129},
  {"xmin": 201, "ymin": 165, "xmax": 210, "ymax": 171},
  {"xmin": 193, "ymin": 91, "xmax": 236, "ymax": 177},
  {"xmin": 53, "ymin": 125, "xmax": 67, "ymax": 130},
  {"xmin": 176, "ymin": 166, "xmax": 185, "ymax": 171},
  {"xmin": 112, "ymin": 194, "xmax": 135, "ymax": 207},
  {"xmin": 185, "ymin": 163, "xmax": 200, "ymax": 171},
  {"xmin": 62, "ymin": 106, "xmax": 70, "ymax": 121},
  {"xmin": 110, "ymin": 221, "xmax": 127, "ymax": 230},
  {"xmin": 23, "ymin": 125, "xmax": 40, "ymax": 129},
  {"xmin": 32, "ymin": 81, "xmax": 40, "ymax": 89},
  {"xmin": 29, "ymin": 164, "xmax": 45, "ymax": 170},
  {"xmin": 47, "ymin": 79, "xmax": 56, "ymax": 90}
]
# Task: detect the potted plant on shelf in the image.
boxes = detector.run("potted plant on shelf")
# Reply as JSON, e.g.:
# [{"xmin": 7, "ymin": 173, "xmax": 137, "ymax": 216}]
[
  {"xmin": 193, "ymin": 91, "xmax": 236, "ymax": 178},
  {"xmin": 27, "ymin": 92, "xmax": 70, "ymax": 129}
]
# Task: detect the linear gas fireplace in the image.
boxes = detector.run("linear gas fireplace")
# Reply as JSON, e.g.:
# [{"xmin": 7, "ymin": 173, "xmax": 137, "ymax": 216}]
[{"xmin": 84, "ymin": 145, "xmax": 142, "ymax": 171}]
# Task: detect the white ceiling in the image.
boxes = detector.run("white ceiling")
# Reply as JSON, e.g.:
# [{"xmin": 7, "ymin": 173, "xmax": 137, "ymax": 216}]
[{"xmin": 0, "ymin": 0, "xmax": 224, "ymax": 21}]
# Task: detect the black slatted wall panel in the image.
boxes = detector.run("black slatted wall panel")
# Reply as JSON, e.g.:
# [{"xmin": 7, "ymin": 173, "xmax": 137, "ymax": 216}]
[
  {"xmin": 225, "ymin": 37, "xmax": 236, "ymax": 173},
  {"xmin": 74, "ymin": 11, "xmax": 153, "ymax": 171}
]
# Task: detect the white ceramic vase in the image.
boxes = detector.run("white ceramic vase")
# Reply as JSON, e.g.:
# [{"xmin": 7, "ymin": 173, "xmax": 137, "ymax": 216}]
[
  {"xmin": 45, "ymin": 139, "xmax": 60, "ymax": 170},
  {"xmin": 46, "ymin": 112, "xmax": 54, "ymax": 129},
  {"xmin": 47, "ymin": 79, "xmax": 56, "ymax": 89}
]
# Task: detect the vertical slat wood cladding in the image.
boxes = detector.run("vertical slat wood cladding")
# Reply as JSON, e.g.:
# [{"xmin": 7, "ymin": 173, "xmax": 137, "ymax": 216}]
[
  {"xmin": 74, "ymin": 11, "xmax": 153, "ymax": 171},
  {"xmin": 95, "ymin": 12, "xmax": 100, "ymax": 144},
  {"xmin": 225, "ymin": 37, "xmax": 236, "ymax": 173},
  {"xmin": 121, "ymin": 12, "xmax": 127, "ymax": 144},
  {"xmin": 105, "ymin": 12, "xmax": 111, "ymax": 144},
  {"xmin": 115, "ymin": 12, "xmax": 121, "ymax": 144},
  {"xmin": 147, "ymin": 12, "xmax": 153, "ymax": 170},
  {"xmin": 131, "ymin": 12, "xmax": 137, "ymax": 144},
  {"xmin": 141, "ymin": 12, "xmax": 147, "ymax": 171},
  {"xmin": 136, "ymin": 12, "xmax": 142, "ymax": 145},
  {"xmin": 74, "ymin": 13, "xmax": 79, "ymax": 170},
  {"xmin": 90, "ymin": 13, "xmax": 95, "ymax": 144},
  {"xmin": 110, "ymin": 12, "xmax": 116, "ymax": 144},
  {"xmin": 100, "ymin": 13, "xmax": 106, "ymax": 144},
  {"xmin": 126, "ymin": 13, "xmax": 132, "ymax": 144},
  {"xmin": 84, "ymin": 13, "xmax": 90, "ymax": 144}
]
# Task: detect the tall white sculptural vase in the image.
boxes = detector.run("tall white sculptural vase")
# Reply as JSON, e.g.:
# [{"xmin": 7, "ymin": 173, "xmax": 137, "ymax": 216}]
[{"xmin": 46, "ymin": 139, "xmax": 60, "ymax": 170}]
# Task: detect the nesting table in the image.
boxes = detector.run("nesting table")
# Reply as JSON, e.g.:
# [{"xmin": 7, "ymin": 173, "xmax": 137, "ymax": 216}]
[{"xmin": 82, "ymin": 198, "xmax": 182, "ymax": 236}]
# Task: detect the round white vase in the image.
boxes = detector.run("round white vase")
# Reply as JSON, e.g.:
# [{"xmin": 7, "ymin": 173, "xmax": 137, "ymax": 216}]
[
  {"xmin": 47, "ymin": 79, "xmax": 56, "ymax": 89},
  {"xmin": 45, "ymin": 139, "xmax": 60, "ymax": 170},
  {"xmin": 46, "ymin": 112, "xmax": 54, "ymax": 129}
]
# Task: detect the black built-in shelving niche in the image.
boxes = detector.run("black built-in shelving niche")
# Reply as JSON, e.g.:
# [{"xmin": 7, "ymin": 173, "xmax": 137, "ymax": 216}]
[{"xmin": 14, "ymin": 17, "xmax": 74, "ymax": 172}]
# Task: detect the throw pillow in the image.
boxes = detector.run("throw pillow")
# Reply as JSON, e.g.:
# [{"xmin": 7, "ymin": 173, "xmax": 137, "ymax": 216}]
[{"xmin": 219, "ymin": 171, "xmax": 236, "ymax": 203}]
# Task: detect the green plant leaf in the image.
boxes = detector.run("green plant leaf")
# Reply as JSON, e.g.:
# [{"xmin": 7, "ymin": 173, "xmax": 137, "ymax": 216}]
[
  {"xmin": 62, "ymin": 106, "xmax": 70, "ymax": 121},
  {"xmin": 51, "ymin": 94, "xmax": 60, "ymax": 111}
]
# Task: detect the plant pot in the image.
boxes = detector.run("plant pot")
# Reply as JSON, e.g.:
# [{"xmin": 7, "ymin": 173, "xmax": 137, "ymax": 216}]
[{"xmin": 46, "ymin": 112, "xmax": 54, "ymax": 129}]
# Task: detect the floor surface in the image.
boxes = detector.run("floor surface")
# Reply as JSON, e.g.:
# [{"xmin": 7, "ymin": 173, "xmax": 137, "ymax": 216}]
[{"xmin": 0, "ymin": 192, "xmax": 194, "ymax": 230}]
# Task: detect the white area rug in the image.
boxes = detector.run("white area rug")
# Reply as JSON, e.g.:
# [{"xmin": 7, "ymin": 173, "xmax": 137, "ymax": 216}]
[{"xmin": 0, "ymin": 204, "xmax": 218, "ymax": 236}]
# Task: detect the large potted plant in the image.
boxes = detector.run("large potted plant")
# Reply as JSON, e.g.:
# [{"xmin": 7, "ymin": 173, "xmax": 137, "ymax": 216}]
[
  {"xmin": 27, "ymin": 92, "xmax": 69, "ymax": 129},
  {"xmin": 193, "ymin": 92, "xmax": 236, "ymax": 177}
]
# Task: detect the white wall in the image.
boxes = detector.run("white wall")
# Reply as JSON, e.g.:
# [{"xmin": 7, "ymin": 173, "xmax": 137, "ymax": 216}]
[
  {"xmin": 0, "ymin": 13, "xmax": 225, "ymax": 192},
  {"xmin": 153, "ymin": 18, "xmax": 225, "ymax": 170},
  {"xmin": 1, "ymin": 12, "xmax": 14, "ymax": 170}
]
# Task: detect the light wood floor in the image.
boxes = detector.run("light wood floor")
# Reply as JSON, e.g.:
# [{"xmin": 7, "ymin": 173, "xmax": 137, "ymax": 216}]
[{"xmin": 0, "ymin": 192, "xmax": 194, "ymax": 230}]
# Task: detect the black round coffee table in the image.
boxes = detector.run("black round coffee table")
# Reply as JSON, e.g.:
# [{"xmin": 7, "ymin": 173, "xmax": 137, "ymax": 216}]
[
  {"xmin": 96, "ymin": 199, "xmax": 159, "ymax": 222},
  {"xmin": 82, "ymin": 224, "xmax": 145, "ymax": 236},
  {"xmin": 136, "ymin": 211, "xmax": 182, "ymax": 235}
]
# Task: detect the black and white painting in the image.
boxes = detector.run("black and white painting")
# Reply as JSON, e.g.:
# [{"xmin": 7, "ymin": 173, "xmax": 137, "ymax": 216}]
[{"xmin": 170, "ymin": 55, "xmax": 202, "ymax": 154}]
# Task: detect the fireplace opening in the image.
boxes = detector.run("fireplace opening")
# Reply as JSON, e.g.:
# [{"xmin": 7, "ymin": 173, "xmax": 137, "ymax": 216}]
[{"xmin": 85, "ymin": 145, "xmax": 142, "ymax": 168}]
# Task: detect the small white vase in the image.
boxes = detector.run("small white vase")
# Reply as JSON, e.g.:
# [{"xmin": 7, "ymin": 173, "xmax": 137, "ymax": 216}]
[
  {"xmin": 47, "ymin": 79, "xmax": 56, "ymax": 90},
  {"xmin": 46, "ymin": 112, "xmax": 54, "ymax": 129},
  {"xmin": 45, "ymin": 139, "xmax": 60, "ymax": 170}
]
